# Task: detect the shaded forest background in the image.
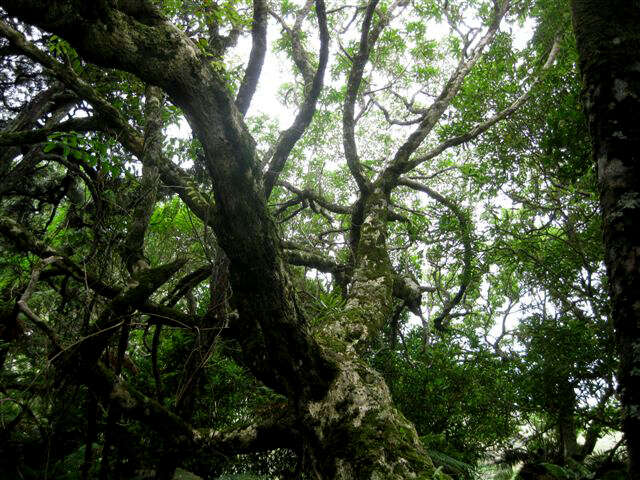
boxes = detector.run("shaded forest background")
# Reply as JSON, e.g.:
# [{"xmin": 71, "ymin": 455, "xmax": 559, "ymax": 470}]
[{"xmin": 0, "ymin": 0, "xmax": 634, "ymax": 479}]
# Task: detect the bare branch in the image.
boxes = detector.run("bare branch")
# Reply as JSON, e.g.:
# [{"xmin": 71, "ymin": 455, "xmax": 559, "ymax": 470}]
[
  {"xmin": 269, "ymin": 0, "xmax": 315, "ymax": 85},
  {"xmin": 263, "ymin": 0, "xmax": 330, "ymax": 198},
  {"xmin": 202, "ymin": 402, "xmax": 298, "ymax": 455},
  {"xmin": 342, "ymin": 0, "xmax": 390, "ymax": 192},
  {"xmin": 398, "ymin": 177, "xmax": 473, "ymax": 331},
  {"xmin": 17, "ymin": 256, "xmax": 63, "ymax": 350},
  {"xmin": 371, "ymin": 96, "xmax": 425, "ymax": 126},
  {"xmin": 398, "ymin": 35, "xmax": 562, "ymax": 174},
  {"xmin": 0, "ymin": 116, "xmax": 100, "ymax": 146},
  {"xmin": 235, "ymin": 0, "xmax": 268, "ymax": 116},
  {"xmin": 277, "ymin": 180, "xmax": 352, "ymax": 214},
  {"xmin": 382, "ymin": 0, "xmax": 511, "ymax": 185}
]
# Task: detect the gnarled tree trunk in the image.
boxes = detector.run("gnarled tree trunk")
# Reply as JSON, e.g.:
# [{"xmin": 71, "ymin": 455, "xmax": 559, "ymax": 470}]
[{"xmin": 0, "ymin": 2, "xmax": 436, "ymax": 477}]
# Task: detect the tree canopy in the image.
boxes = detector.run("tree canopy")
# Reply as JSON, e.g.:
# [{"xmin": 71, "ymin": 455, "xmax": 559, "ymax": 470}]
[{"xmin": 0, "ymin": 0, "xmax": 631, "ymax": 479}]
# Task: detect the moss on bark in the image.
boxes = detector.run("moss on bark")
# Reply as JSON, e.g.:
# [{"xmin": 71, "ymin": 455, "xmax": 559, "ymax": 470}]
[{"xmin": 303, "ymin": 353, "xmax": 436, "ymax": 479}]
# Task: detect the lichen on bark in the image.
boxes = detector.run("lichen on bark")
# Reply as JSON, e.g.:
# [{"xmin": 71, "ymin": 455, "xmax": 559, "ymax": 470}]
[
  {"xmin": 571, "ymin": 1, "xmax": 640, "ymax": 476},
  {"xmin": 0, "ymin": 2, "xmax": 440, "ymax": 477},
  {"xmin": 303, "ymin": 353, "xmax": 436, "ymax": 479},
  {"xmin": 339, "ymin": 188, "xmax": 395, "ymax": 348}
]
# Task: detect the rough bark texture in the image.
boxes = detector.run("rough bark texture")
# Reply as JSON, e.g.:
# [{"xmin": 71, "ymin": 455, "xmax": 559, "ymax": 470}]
[
  {"xmin": 0, "ymin": 2, "xmax": 437, "ymax": 477},
  {"xmin": 303, "ymin": 354, "xmax": 435, "ymax": 478},
  {"xmin": 122, "ymin": 84, "xmax": 162, "ymax": 274},
  {"xmin": 570, "ymin": 1, "xmax": 640, "ymax": 477},
  {"xmin": 341, "ymin": 189, "xmax": 394, "ymax": 348},
  {"xmin": 1, "ymin": 0, "xmax": 335, "ymax": 400}
]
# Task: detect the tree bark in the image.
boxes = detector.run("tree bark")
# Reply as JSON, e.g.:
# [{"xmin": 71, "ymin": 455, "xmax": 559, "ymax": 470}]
[
  {"xmin": 0, "ymin": 2, "xmax": 438, "ymax": 477},
  {"xmin": 570, "ymin": 1, "xmax": 640, "ymax": 477},
  {"xmin": 122, "ymin": 84, "xmax": 163, "ymax": 274}
]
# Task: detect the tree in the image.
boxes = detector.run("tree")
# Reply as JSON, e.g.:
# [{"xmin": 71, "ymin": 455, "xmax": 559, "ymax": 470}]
[
  {"xmin": 570, "ymin": 1, "xmax": 640, "ymax": 477},
  {"xmin": 465, "ymin": 19, "xmax": 622, "ymax": 474},
  {"xmin": 0, "ymin": 0, "xmax": 569, "ymax": 478}
]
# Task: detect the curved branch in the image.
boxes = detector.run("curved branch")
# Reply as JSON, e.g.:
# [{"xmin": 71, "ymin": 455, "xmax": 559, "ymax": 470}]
[
  {"xmin": 0, "ymin": 216, "xmax": 121, "ymax": 298},
  {"xmin": 201, "ymin": 402, "xmax": 299, "ymax": 455},
  {"xmin": 277, "ymin": 180, "xmax": 352, "ymax": 214},
  {"xmin": 17, "ymin": 256, "xmax": 64, "ymax": 350},
  {"xmin": 162, "ymin": 265, "xmax": 212, "ymax": 307},
  {"xmin": 87, "ymin": 362, "xmax": 297, "ymax": 459},
  {"xmin": 140, "ymin": 303, "xmax": 203, "ymax": 329},
  {"xmin": 283, "ymin": 245, "xmax": 346, "ymax": 276},
  {"xmin": 235, "ymin": 0, "xmax": 267, "ymax": 116},
  {"xmin": 1, "ymin": 0, "xmax": 338, "ymax": 402},
  {"xmin": 59, "ymin": 258, "xmax": 188, "ymax": 372},
  {"xmin": 341, "ymin": 0, "xmax": 383, "ymax": 192},
  {"xmin": 0, "ymin": 83, "xmax": 72, "ymax": 166},
  {"xmin": 122, "ymin": 84, "xmax": 163, "ymax": 274},
  {"xmin": 395, "ymin": 35, "xmax": 562, "ymax": 175},
  {"xmin": 262, "ymin": 0, "xmax": 329, "ymax": 198},
  {"xmin": 0, "ymin": 20, "xmax": 218, "ymax": 226},
  {"xmin": 398, "ymin": 177, "xmax": 473, "ymax": 331},
  {"xmin": 371, "ymin": 96, "xmax": 425, "ymax": 126},
  {"xmin": 269, "ymin": 0, "xmax": 315, "ymax": 85},
  {"xmin": 0, "ymin": 19, "xmax": 142, "ymax": 152},
  {"xmin": 0, "ymin": 116, "xmax": 99, "ymax": 146},
  {"xmin": 39, "ymin": 152, "xmax": 102, "ymax": 214},
  {"xmin": 392, "ymin": 273, "xmax": 436, "ymax": 316},
  {"xmin": 382, "ymin": 0, "xmax": 511, "ymax": 187}
]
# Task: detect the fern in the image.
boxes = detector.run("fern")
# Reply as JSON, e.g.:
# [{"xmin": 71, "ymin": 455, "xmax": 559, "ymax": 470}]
[
  {"xmin": 486, "ymin": 465, "xmax": 518, "ymax": 480},
  {"xmin": 427, "ymin": 449, "xmax": 476, "ymax": 478},
  {"xmin": 217, "ymin": 475, "xmax": 270, "ymax": 480}
]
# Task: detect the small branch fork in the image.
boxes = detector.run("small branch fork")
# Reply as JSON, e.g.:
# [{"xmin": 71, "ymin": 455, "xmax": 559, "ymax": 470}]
[
  {"xmin": 398, "ymin": 177, "xmax": 474, "ymax": 331},
  {"xmin": 384, "ymin": 34, "xmax": 562, "ymax": 179},
  {"xmin": 17, "ymin": 256, "xmax": 63, "ymax": 350}
]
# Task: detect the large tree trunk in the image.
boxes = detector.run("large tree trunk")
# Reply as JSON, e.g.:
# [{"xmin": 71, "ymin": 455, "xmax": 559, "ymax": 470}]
[
  {"xmin": 570, "ymin": 1, "xmax": 640, "ymax": 477},
  {"xmin": 0, "ymin": 2, "xmax": 436, "ymax": 477},
  {"xmin": 301, "ymin": 355, "xmax": 434, "ymax": 477},
  {"xmin": 303, "ymin": 189, "xmax": 434, "ymax": 477}
]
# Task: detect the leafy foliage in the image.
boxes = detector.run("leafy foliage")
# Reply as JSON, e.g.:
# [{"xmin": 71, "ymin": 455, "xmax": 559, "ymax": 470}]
[{"xmin": 0, "ymin": 0, "xmax": 624, "ymax": 478}]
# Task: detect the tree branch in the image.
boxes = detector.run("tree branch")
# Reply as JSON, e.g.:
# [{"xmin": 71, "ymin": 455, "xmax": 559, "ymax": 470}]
[
  {"xmin": 342, "ymin": 0, "xmax": 388, "ymax": 192},
  {"xmin": 17, "ymin": 256, "xmax": 64, "ymax": 350},
  {"xmin": 283, "ymin": 246, "xmax": 345, "ymax": 274},
  {"xmin": 269, "ymin": 0, "xmax": 315, "ymax": 85},
  {"xmin": 201, "ymin": 402, "xmax": 299, "ymax": 455},
  {"xmin": 1, "ymin": 0, "xmax": 338, "ymax": 402},
  {"xmin": 235, "ymin": 0, "xmax": 267, "ymax": 116},
  {"xmin": 0, "ymin": 19, "xmax": 218, "ymax": 226},
  {"xmin": 0, "ymin": 216, "xmax": 121, "ymax": 298},
  {"xmin": 59, "ymin": 258, "xmax": 188, "ymax": 373},
  {"xmin": 381, "ymin": 0, "xmax": 511, "ymax": 187},
  {"xmin": 122, "ymin": 85, "xmax": 163, "ymax": 274},
  {"xmin": 398, "ymin": 177, "xmax": 473, "ymax": 330},
  {"xmin": 277, "ymin": 181, "xmax": 352, "ymax": 214},
  {"xmin": 86, "ymin": 362, "xmax": 297, "ymax": 459},
  {"xmin": 396, "ymin": 34, "xmax": 562, "ymax": 174},
  {"xmin": 0, "ymin": 113, "xmax": 98, "ymax": 147},
  {"xmin": 262, "ymin": 0, "xmax": 329, "ymax": 198}
]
